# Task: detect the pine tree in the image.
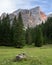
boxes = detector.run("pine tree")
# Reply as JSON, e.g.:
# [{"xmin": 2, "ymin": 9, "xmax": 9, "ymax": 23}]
[
  {"xmin": 26, "ymin": 25, "xmax": 32, "ymax": 45},
  {"xmin": 12, "ymin": 16, "xmax": 18, "ymax": 46},
  {"xmin": 2, "ymin": 14, "xmax": 11, "ymax": 45},
  {"xmin": 0, "ymin": 19, "xmax": 2, "ymax": 45},
  {"xmin": 43, "ymin": 17, "xmax": 52, "ymax": 44},
  {"xmin": 35, "ymin": 26, "xmax": 43, "ymax": 47},
  {"xmin": 13, "ymin": 12, "xmax": 25, "ymax": 48}
]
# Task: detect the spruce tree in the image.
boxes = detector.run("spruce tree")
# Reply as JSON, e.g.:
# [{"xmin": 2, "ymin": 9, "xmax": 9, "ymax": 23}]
[
  {"xmin": 26, "ymin": 25, "xmax": 32, "ymax": 45},
  {"xmin": 2, "ymin": 14, "xmax": 11, "ymax": 45},
  {"xmin": 35, "ymin": 26, "xmax": 43, "ymax": 47},
  {"xmin": 13, "ymin": 12, "xmax": 25, "ymax": 48},
  {"xmin": 12, "ymin": 16, "xmax": 18, "ymax": 46},
  {"xmin": 0, "ymin": 19, "xmax": 2, "ymax": 45}
]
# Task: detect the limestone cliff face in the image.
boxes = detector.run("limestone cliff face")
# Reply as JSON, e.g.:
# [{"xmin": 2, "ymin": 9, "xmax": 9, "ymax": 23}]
[
  {"xmin": 40, "ymin": 11, "xmax": 47, "ymax": 23},
  {"xmin": 1, "ymin": 6, "xmax": 47, "ymax": 27}
]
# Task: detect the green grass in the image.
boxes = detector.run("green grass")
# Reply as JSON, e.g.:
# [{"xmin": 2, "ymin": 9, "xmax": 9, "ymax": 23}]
[{"xmin": 0, "ymin": 45, "xmax": 52, "ymax": 65}]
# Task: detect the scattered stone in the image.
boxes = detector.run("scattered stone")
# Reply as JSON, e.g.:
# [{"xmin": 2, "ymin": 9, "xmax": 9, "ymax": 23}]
[{"xmin": 13, "ymin": 53, "xmax": 28, "ymax": 62}]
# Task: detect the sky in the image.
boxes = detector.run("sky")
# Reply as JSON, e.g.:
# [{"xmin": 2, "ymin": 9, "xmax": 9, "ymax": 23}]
[{"xmin": 0, "ymin": 0, "xmax": 52, "ymax": 15}]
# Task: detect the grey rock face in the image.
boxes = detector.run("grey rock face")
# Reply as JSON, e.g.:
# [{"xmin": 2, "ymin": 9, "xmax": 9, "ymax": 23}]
[{"xmin": 1, "ymin": 6, "xmax": 47, "ymax": 28}]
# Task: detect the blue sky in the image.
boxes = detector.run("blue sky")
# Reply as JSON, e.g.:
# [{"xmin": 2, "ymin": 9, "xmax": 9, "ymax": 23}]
[{"xmin": 0, "ymin": 0, "xmax": 52, "ymax": 15}]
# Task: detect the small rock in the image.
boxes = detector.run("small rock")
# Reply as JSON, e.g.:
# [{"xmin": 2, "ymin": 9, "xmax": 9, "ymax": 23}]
[{"xmin": 14, "ymin": 53, "xmax": 28, "ymax": 61}]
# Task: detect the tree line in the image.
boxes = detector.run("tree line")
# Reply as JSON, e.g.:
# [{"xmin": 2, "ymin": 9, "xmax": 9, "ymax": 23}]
[
  {"xmin": 30, "ymin": 17, "xmax": 52, "ymax": 46},
  {"xmin": 0, "ymin": 12, "xmax": 52, "ymax": 48}
]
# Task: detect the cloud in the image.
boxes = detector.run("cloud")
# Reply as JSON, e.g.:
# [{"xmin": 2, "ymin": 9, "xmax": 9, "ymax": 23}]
[
  {"xmin": 0, "ymin": 0, "xmax": 52, "ymax": 15},
  {"xmin": 0, "ymin": 0, "xmax": 16, "ymax": 15}
]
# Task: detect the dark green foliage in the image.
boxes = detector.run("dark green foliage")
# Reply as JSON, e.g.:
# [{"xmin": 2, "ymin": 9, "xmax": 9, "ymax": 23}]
[
  {"xmin": 13, "ymin": 13, "xmax": 25, "ymax": 48},
  {"xmin": 26, "ymin": 26, "xmax": 32, "ymax": 45},
  {"xmin": 46, "ymin": 17, "xmax": 52, "ymax": 43},
  {"xmin": 10, "ymin": 16, "xmax": 17, "ymax": 46},
  {"xmin": 30, "ymin": 28, "xmax": 36, "ymax": 44},
  {"xmin": 16, "ymin": 12, "xmax": 25, "ymax": 48},
  {"xmin": 0, "ymin": 13, "xmax": 26, "ymax": 47},
  {"xmin": 40, "ymin": 17, "xmax": 52, "ymax": 44},
  {"xmin": 1, "ymin": 14, "xmax": 11, "ymax": 46},
  {"xmin": 0, "ymin": 13, "xmax": 52, "ymax": 47},
  {"xmin": 35, "ymin": 26, "xmax": 43, "ymax": 47},
  {"xmin": 0, "ymin": 19, "xmax": 2, "ymax": 45}
]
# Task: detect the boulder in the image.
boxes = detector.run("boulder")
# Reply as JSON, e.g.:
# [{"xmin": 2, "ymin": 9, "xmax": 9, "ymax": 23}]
[{"xmin": 14, "ymin": 53, "xmax": 28, "ymax": 61}]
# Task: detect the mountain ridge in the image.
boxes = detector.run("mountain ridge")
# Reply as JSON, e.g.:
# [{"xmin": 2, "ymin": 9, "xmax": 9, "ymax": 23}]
[{"xmin": 0, "ymin": 6, "xmax": 47, "ymax": 27}]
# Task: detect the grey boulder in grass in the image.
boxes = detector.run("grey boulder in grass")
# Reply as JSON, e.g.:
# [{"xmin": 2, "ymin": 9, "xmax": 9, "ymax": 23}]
[{"xmin": 14, "ymin": 53, "xmax": 28, "ymax": 61}]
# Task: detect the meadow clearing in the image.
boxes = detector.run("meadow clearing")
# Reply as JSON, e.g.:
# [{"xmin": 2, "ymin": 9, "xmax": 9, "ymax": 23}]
[{"xmin": 0, "ymin": 45, "xmax": 52, "ymax": 65}]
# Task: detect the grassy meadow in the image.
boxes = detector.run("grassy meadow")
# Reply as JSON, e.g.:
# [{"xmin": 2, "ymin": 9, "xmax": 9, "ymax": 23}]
[{"xmin": 0, "ymin": 45, "xmax": 52, "ymax": 65}]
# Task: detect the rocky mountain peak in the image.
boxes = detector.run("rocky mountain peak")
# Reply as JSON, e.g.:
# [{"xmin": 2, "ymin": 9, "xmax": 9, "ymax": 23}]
[{"xmin": 0, "ymin": 6, "xmax": 47, "ymax": 27}]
